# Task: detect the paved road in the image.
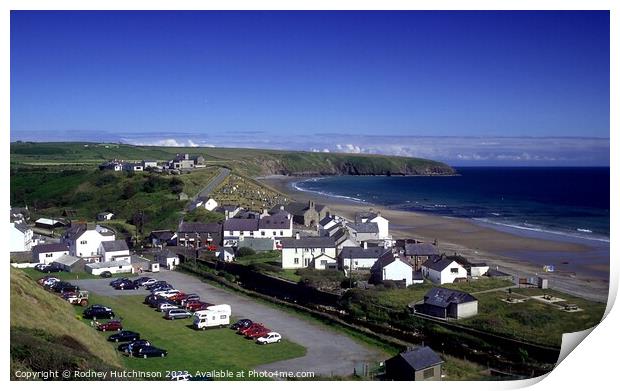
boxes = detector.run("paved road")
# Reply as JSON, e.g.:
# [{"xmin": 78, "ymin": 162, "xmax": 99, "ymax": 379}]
[
  {"xmin": 186, "ymin": 167, "xmax": 230, "ymax": 211},
  {"xmin": 71, "ymin": 270, "xmax": 386, "ymax": 377}
]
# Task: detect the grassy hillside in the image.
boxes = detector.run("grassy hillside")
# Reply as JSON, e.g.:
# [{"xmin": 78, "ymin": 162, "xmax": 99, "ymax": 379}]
[
  {"xmin": 10, "ymin": 268, "xmax": 122, "ymax": 379},
  {"xmin": 11, "ymin": 141, "xmax": 455, "ymax": 177},
  {"xmin": 9, "ymin": 166, "xmax": 221, "ymax": 234}
]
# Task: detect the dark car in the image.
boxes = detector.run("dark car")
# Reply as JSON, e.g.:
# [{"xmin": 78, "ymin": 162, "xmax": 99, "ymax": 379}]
[
  {"xmin": 149, "ymin": 284, "xmax": 174, "ymax": 293},
  {"xmin": 116, "ymin": 281, "xmax": 140, "ymax": 290},
  {"xmin": 230, "ymin": 319, "xmax": 253, "ymax": 330},
  {"xmin": 108, "ymin": 330, "xmax": 140, "ymax": 342},
  {"xmin": 147, "ymin": 295, "xmax": 171, "ymax": 308},
  {"xmin": 147, "ymin": 281, "xmax": 170, "ymax": 291},
  {"xmin": 118, "ymin": 339, "xmax": 151, "ymax": 353},
  {"xmin": 40, "ymin": 263, "xmax": 64, "ymax": 273},
  {"xmin": 83, "ymin": 305, "xmax": 115, "ymax": 320},
  {"xmin": 132, "ymin": 345, "xmax": 167, "ymax": 358},
  {"xmin": 52, "ymin": 282, "xmax": 79, "ymax": 293},
  {"xmin": 100, "ymin": 271, "xmax": 113, "ymax": 278},
  {"xmin": 110, "ymin": 278, "xmax": 132, "ymax": 288}
]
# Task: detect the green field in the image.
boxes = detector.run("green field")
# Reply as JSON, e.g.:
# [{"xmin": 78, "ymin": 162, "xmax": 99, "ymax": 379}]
[
  {"xmin": 11, "ymin": 141, "xmax": 455, "ymax": 177},
  {"xmin": 19, "ymin": 268, "xmax": 134, "ymax": 282},
  {"xmin": 74, "ymin": 293, "xmax": 306, "ymax": 379}
]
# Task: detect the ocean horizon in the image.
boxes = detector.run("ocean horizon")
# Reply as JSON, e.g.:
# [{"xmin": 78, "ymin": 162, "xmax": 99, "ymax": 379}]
[{"xmin": 292, "ymin": 167, "xmax": 610, "ymax": 244}]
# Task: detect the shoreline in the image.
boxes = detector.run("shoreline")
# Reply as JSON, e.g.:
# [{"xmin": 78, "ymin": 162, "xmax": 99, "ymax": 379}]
[{"xmin": 258, "ymin": 175, "xmax": 610, "ymax": 303}]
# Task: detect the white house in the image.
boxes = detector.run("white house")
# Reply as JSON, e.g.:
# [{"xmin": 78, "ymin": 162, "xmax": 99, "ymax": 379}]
[
  {"xmin": 311, "ymin": 253, "xmax": 339, "ymax": 270},
  {"xmin": 204, "ymin": 198, "xmax": 219, "ymax": 211},
  {"xmin": 62, "ymin": 223, "xmax": 115, "ymax": 261},
  {"xmin": 370, "ymin": 251, "xmax": 416, "ymax": 287},
  {"xmin": 339, "ymin": 243, "xmax": 391, "ymax": 270},
  {"xmin": 85, "ymin": 259, "xmax": 133, "ymax": 276},
  {"xmin": 356, "ymin": 211, "xmax": 390, "ymax": 239},
  {"xmin": 216, "ymin": 247, "xmax": 235, "ymax": 262},
  {"xmin": 10, "ymin": 221, "xmax": 33, "ymax": 252},
  {"xmin": 346, "ymin": 222, "xmax": 380, "ymax": 242},
  {"xmin": 142, "ymin": 160, "xmax": 158, "ymax": 168},
  {"xmin": 257, "ymin": 214, "xmax": 293, "ymax": 239},
  {"xmin": 280, "ymin": 236, "xmax": 337, "ymax": 269},
  {"xmin": 32, "ymin": 243, "xmax": 69, "ymax": 264},
  {"xmin": 98, "ymin": 240, "xmax": 130, "ymax": 262},
  {"xmin": 421, "ymin": 257, "xmax": 468, "ymax": 285},
  {"xmin": 156, "ymin": 250, "xmax": 180, "ymax": 270}
]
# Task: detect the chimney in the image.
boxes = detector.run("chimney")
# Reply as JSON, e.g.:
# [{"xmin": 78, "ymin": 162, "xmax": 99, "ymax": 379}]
[
  {"xmin": 280, "ymin": 205, "xmax": 285, "ymax": 210},
  {"xmin": 295, "ymin": 232, "xmax": 300, "ymax": 240},
  {"xmin": 309, "ymin": 200, "xmax": 315, "ymax": 209},
  {"xmin": 363, "ymin": 241, "xmax": 368, "ymax": 249}
]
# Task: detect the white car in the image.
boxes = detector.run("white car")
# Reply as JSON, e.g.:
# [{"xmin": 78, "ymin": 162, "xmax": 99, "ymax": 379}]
[
  {"xmin": 43, "ymin": 278, "xmax": 60, "ymax": 287},
  {"xmin": 154, "ymin": 289, "xmax": 180, "ymax": 298},
  {"xmin": 157, "ymin": 303, "xmax": 179, "ymax": 312},
  {"xmin": 256, "ymin": 332, "xmax": 282, "ymax": 345},
  {"xmin": 142, "ymin": 279, "xmax": 158, "ymax": 286}
]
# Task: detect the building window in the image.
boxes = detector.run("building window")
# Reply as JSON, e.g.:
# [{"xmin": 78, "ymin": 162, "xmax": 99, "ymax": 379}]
[
  {"xmin": 229, "ymin": 231, "xmax": 234, "ymax": 235},
  {"xmin": 272, "ymin": 231, "xmax": 276, "ymax": 236},
  {"xmin": 422, "ymin": 368, "xmax": 435, "ymax": 379},
  {"xmin": 80, "ymin": 240, "xmax": 87, "ymax": 244},
  {"xmin": 261, "ymin": 231, "xmax": 266, "ymax": 236},
  {"xmin": 450, "ymin": 268, "xmax": 459, "ymax": 274},
  {"xmin": 279, "ymin": 231, "xmax": 283, "ymax": 236},
  {"xmin": 294, "ymin": 258, "xmax": 299, "ymax": 264}
]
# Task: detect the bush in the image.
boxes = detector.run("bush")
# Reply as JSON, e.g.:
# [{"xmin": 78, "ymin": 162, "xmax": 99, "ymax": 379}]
[{"xmin": 237, "ymin": 247, "xmax": 256, "ymax": 257}]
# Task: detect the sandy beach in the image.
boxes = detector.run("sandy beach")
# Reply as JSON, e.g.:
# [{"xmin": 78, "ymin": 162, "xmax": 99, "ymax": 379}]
[{"xmin": 259, "ymin": 175, "xmax": 610, "ymax": 303}]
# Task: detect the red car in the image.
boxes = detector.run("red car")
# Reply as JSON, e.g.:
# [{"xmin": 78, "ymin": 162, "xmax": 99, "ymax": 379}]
[
  {"xmin": 97, "ymin": 320, "xmax": 123, "ymax": 332},
  {"xmin": 186, "ymin": 300, "xmax": 210, "ymax": 312},
  {"xmin": 239, "ymin": 323, "xmax": 265, "ymax": 336},
  {"xmin": 169, "ymin": 292, "xmax": 187, "ymax": 303},
  {"xmin": 246, "ymin": 327, "xmax": 271, "ymax": 339}
]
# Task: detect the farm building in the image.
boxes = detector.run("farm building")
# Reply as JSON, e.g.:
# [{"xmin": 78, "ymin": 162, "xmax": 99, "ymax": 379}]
[
  {"xmin": 385, "ymin": 346, "xmax": 444, "ymax": 381},
  {"xmin": 52, "ymin": 255, "xmax": 88, "ymax": 273},
  {"xmin": 85, "ymin": 260, "xmax": 133, "ymax": 276},
  {"xmin": 156, "ymin": 250, "xmax": 180, "ymax": 270},
  {"xmin": 414, "ymin": 287, "xmax": 478, "ymax": 320}
]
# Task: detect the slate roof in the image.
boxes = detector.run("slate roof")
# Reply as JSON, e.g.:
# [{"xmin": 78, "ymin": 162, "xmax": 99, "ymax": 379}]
[
  {"xmin": 421, "ymin": 256, "xmax": 461, "ymax": 272},
  {"xmin": 101, "ymin": 240, "xmax": 129, "ymax": 252},
  {"xmin": 259, "ymin": 214, "xmax": 291, "ymax": 229},
  {"xmin": 405, "ymin": 243, "xmax": 439, "ymax": 256},
  {"xmin": 223, "ymin": 218, "xmax": 259, "ymax": 232},
  {"xmin": 13, "ymin": 222, "xmax": 31, "ymax": 234},
  {"xmin": 150, "ymin": 230, "xmax": 175, "ymax": 241},
  {"xmin": 347, "ymin": 222, "xmax": 379, "ymax": 234},
  {"xmin": 372, "ymin": 251, "xmax": 412, "ymax": 270},
  {"xmin": 63, "ymin": 224, "xmax": 87, "ymax": 240},
  {"xmin": 423, "ymin": 287, "xmax": 477, "ymax": 308},
  {"xmin": 86, "ymin": 260, "xmax": 131, "ymax": 269},
  {"xmin": 354, "ymin": 211, "xmax": 379, "ymax": 223},
  {"xmin": 272, "ymin": 201, "xmax": 327, "ymax": 216},
  {"xmin": 32, "ymin": 243, "xmax": 68, "ymax": 256},
  {"xmin": 178, "ymin": 222, "xmax": 221, "ymax": 233},
  {"xmin": 52, "ymin": 254, "xmax": 83, "ymax": 267},
  {"xmin": 397, "ymin": 347, "xmax": 444, "ymax": 371},
  {"xmin": 340, "ymin": 246, "xmax": 390, "ymax": 259},
  {"xmin": 280, "ymin": 237, "xmax": 336, "ymax": 249},
  {"xmin": 487, "ymin": 268, "xmax": 511, "ymax": 277},
  {"xmin": 319, "ymin": 215, "xmax": 337, "ymax": 227},
  {"xmin": 238, "ymin": 237, "xmax": 275, "ymax": 252}
]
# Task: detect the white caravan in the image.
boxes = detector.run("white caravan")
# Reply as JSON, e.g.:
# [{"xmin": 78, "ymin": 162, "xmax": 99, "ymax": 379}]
[{"xmin": 192, "ymin": 304, "xmax": 232, "ymax": 330}]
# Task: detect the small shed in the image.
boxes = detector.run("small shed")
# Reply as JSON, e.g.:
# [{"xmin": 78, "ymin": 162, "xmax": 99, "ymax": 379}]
[
  {"xmin": 415, "ymin": 287, "xmax": 478, "ymax": 320},
  {"xmin": 34, "ymin": 218, "xmax": 66, "ymax": 230},
  {"xmin": 385, "ymin": 346, "xmax": 444, "ymax": 381},
  {"xmin": 216, "ymin": 247, "xmax": 235, "ymax": 262},
  {"xmin": 130, "ymin": 255, "xmax": 160, "ymax": 273},
  {"xmin": 52, "ymin": 255, "xmax": 88, "ymax": 273},
  {"xmin": 156, "ymin": 250, "xmax": 180, "ymax": 270},
  {"xmin": 178, "ymin": 192, "xmax": 189, "ymax": 201}
]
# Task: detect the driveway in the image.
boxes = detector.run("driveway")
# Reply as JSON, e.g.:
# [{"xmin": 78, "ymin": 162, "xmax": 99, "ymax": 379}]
[{"xmin": 71, "ymin": 270, "xmax": 387, "ymax": 377}]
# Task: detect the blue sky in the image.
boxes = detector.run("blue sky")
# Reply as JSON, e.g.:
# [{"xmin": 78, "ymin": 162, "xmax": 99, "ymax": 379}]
[{"xmin": 10, "ymin": 11, "xmax": 610, "ymax": 165}]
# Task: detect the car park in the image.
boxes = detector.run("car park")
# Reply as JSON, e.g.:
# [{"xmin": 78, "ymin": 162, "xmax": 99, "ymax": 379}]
[
  {"xmin": 99, "ymin": 271, "xmax": 113, "ymax": 278},
  {"xmin": 256, "ymin": 332, "xmax": 282, "ymax": 345},
  {"xmin": 146, "ymin": 281, "xmax": 168, "ymax": 289},
  {"xmin": 230, "ymin": 319, "xmax": 253, "ymax": 330},
  {"xmin": 186, "ymin": 300, "xmax": 212, "ymax": 312},
  {"xmin": 147, "ymin": 295, "xmax": 170, "ymax": 308},
  {"xmin": 118, "ymin": 339, "xmax": 151, "ymax": 354},
  {"xmin": 179, "ymin": 294, "xmax": 200, "ymax": 306},
  {"xmin": 97, "ymin": 320, "xmax": 123, "ymax": 332},
  {"xmin": 83, "ymin": 305, "xmax": 115, "ymax": 320},
  {"xmin": 108, "ymin": 330, "xmax": 140, "ymax": 342},
  {"xmin": 157, "ymin": 302, "xmax": 179, "ymax": 312},
  {"xmin": 149, "ymin": 284, "xmax": 174, "ymax": 293},
  {"xmin": 52, "ymin": 282, "xmax": 79, "ymax": 294},
  {"xmin": 132, "ymin": 345, "xmax": 168, "ymax": 358},
  {"xmin": 164, "ymin": 308, "xmax": 192, "ymax": 320}
]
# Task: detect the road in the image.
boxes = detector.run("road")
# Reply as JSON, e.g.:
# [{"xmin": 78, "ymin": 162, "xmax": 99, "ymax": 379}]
[
  {"xmin": 186, "ymin": 167, "xmax": 230, "ymax": 211},
  {"xmin": 71, "ymin": 270, "xmax": 387, "ymax": 377}
]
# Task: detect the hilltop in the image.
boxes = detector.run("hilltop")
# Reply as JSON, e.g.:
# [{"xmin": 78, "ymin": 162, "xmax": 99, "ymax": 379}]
[{"xmin": 10, "ymin": 141, "xmax": 456, "ymax": 177}]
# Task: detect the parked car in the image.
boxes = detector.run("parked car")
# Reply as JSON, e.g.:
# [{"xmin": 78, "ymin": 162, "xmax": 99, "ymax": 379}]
[
  {"xmin": 110, "ymin": 278, "xmax": 131, "ymax": 288},
  {"xmin": 179, "ymin": 294, "xmax": 200, "ymax": 306},
  {"xmin": 141, "ymin": 278, "xmax": 159, "ymax": 287},
  {"xmin": 34, "ymin": 263, "xmax": 51, "ymax": 272},
  {"xmin": 83, "ymin": 305, "xmax": 115, "ymax": 320},
  {"xmin": 116, "ymin": 281, "xmax": 140, "ymax": 290},
  {"xmin": 52, "ymin": 282, "xmax": 79, "ymax": 293},
  {"xmin": 164, "ymin": 308, "xmax": 193, "ymax": 320},
  {"xmin": 108, "ymin": 331, "xmax": 140, "ymax": 342},
  {"xmin": 154, "ymin": 289, "xmax": 181, "ymax": 298},
  {"xmin": 148, "ymin": 296, "xmax": 171, "ymax": 308},
  {"xmin": 118, "ymin": 339, "xmax": 151, "ymax": 353},
  {"xmin": 239, "ymin": 323, "xmax": 266, "ymax": 336},
  {"xmin": 132, "ymin": 345, "xmax": 168, "ymax": 358},
  {"xmin": 133, "ymin": 276, "xmax": 151, "ymax": 285},
  {"xmin": 100, "ymin": 271, "xmax": 113, "ymax": 278},
  {"xmin": 157, "ymin": 302, "xmax": 179, "ymax": 312},
  {"xmin": 186, "ymin": 301, "xmax": 212, "ymax": 312},
  {"xmin": 40, "ymin": 277, "xmax": 60, "ymax": 287},
  {"xmin": 38, "ymin": 263, "xmax": 64, "ymax": 273},
  {"xmin": 97, "ymin": 320, "xmax": 123, "ymax": 332},
  {"xmin": 146, "ymin": 281, "xmax": 168, "ymax": 289},
  {"xmin": 150, "ymin": 284, "xmax": 174, "ymax": 293},
  {"xmin": 245, "ymin": 326, "xmax": 271, "ymax": 339},
  {"xmin": 257, "ymin": 332, "xmax": 282, "ymax": 344},
  {"xmin": 230, "ymin": 319, "xmax": 253, "ymax": 330}
]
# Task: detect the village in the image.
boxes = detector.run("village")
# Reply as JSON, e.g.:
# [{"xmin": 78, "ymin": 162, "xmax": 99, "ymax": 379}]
[{"xmin": 9, "ymin": 153, "xmax": 599, "ymax": 380}]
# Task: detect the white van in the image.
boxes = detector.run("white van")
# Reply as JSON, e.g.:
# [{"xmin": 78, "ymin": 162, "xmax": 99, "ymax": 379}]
[{"xmin": 192, "ymin": 304, "xmax": 231, "ymax": 330}]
